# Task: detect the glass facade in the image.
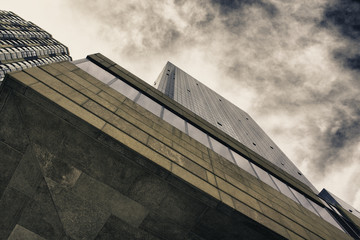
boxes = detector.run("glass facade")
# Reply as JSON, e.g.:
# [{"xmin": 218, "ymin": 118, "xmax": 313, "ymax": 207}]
[{"xmin": 75, "ymin": 59, "xmax": 344, "ymax": 231}]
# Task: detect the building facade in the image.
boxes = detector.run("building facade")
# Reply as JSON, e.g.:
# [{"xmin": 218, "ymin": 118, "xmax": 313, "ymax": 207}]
[
  {"xmin": 0, "ymin": 52, "xmax": 357, "ymax": 239},
  {"xmin": 0, "ymin": 10, "xmax": 71, "ymax": 81},
  {"xmin": 155, "ymin": 62, "xmax": 316, "ymax": 192},
  {"xmin": 320, "ymin": 189, "xmax": 360, "ymax": 238}
]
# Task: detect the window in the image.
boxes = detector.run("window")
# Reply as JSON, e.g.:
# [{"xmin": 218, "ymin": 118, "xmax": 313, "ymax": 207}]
[
  {"xmin": 209, "ymin": 137, "xmax": 234, "ymax": 162},
  {"xmin": 162, "ymin": 108, "xmax": 186, "ymax": 133},
  {"xmin": 289, "ymin": 187, "xmax": 319, "ymax": 216},
  {"xmin": 135, "ymin": 93, "xmax": 162, "ymax": 117},
  {"xmin": 230, "ymin": 150, "xmax": 257, "ymax": 177},
  {"xmin": 252, "ymin": 164, "xmax": 278, "ymax": 190},
  {"xmin": 187, "ymin": 122, "xmax": 210, "ymax": 148},
  {"xmin": 76, "ymin": 60, "xmax": 115, "ymax": 84},
  {"xmin": 271, "ymin": 176, "xmax": 299, "ymax": 203},
  {"xmin": 309, "ymin": 199, "xmax": 343, "ymax": 230},
  {"xmin": 110, "ymin": 80, "xmax": 139, "ymax": 101}
]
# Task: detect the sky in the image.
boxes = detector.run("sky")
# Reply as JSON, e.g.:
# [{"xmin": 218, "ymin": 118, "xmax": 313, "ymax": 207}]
[{"xmin": 3, "ymin": 0, "xmax": 359, "ymax": 210}]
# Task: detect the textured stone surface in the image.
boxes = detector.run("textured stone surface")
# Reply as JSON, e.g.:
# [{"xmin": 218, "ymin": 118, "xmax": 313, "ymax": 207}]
[
  {"xmin": 0, "ymin": 58, "xmax": 352, "ymax": 240},
  {"xmin": 0, "ymin": 187, "xmax": 30, "ymax": 239},
  {"xmin": 96, "ymin": 215, "xmax": 160, "ymax": 240},
  {"xmin": 8, "ymin": 225, "xmax": 46, "ymax": 240},
  {"xmin": 18, "ymin": 178, "xmax": 65, "ymax": 240},
  {"xmin": 0, "ymin": 91, "xmax": 29, "ymax": 153}
]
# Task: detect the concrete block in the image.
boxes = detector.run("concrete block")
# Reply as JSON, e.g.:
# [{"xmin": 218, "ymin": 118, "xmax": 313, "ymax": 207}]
[
  {"xmin": 24, "ymin": 68, "xmax": 88, "ymax": 105},
  {"xmin": 147, "ymin": 137, "xmax": 207, "ymax": 180},
  {"xmin": 216, "ymin": 176, "xmax": 261, "ymax": 212},
  {"xmin": 102, "ymin": 124, "xmax": 171, "ymax": 172},
  {"xmin": 29, "ymin": 82, "xmax": 105, "ymax": 130}
]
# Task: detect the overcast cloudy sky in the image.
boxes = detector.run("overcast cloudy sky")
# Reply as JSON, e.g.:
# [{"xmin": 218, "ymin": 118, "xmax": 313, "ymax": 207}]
[{"xmin": 3, "ymin": 0, "xmax": 359, "ymax": 209}]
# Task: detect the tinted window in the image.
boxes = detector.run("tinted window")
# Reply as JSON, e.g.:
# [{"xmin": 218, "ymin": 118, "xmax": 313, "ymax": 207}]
[
  {"xmin": 271, "ymin": 176, "xmax": 299, "ymax": 203},
  {"xmin": 110, "ymin": 80, "xmax": 139, "ymax": 101},
  {"xmin": 230, "ymin": 150, "xmax": 256, "ymax": 176},
  {"xmin": 308, "ymin": 200, "xmax": 343, "ymax": 230},
  {"xmin": 187, "ymin": 122, "xmax": 210, "ymax": 148},
  {"xmin": 289, "ymin": 188, "xmax": 319, "ymax": 216},
  {"xmin": 252, "ymin": 164, "xmax": 278, "ymax": 190},
  {"xmin": 76, "ymin": 60, "xmax": 116, "ymax": 84},
  {"xmin": 162, "ymin": 108, "xmax": 186, "ymax": 132},
  {"xmin": 209, "ymin": 137, "xmax": 234, "ymax": 162},
  {"xmin": 135, "ymin": 93, "xmax": 162, "ymax": 117}
]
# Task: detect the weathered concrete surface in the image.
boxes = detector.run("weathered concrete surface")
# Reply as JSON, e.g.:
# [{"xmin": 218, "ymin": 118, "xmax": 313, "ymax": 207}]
[{"xmin": 0, "ymin": 58, "xmax": 351, "ymax": 240}]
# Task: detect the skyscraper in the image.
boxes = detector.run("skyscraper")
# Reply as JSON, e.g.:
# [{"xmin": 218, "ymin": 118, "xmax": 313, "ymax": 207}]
[
  {"xmin": 0, "ymin": 10, "xmax": 71, "ymax": 81},
  {"xmin": 155, "ymin": 62, "xmax": 316, "ymax": 191},
  {"xmin": 0, "ymin": 52, "xmax": 357, "ymax": 239}
]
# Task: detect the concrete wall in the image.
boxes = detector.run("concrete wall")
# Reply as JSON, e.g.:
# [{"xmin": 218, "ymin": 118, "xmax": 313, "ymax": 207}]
[{"xmin": 0, "ymin": 57, "xmax": 351, "ymax": 239}]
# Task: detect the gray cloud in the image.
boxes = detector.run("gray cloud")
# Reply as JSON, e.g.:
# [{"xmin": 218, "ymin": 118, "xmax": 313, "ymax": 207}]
[{"xmin": 66, "ymin": 0, "xmax": 360, "ymax": 208}]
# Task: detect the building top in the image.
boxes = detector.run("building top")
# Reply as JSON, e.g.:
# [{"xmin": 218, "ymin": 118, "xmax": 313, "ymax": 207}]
[
  {"xmin": 0, "ymin": 10, "xmax": 71, "ymax": 81},
  {"xmin": 155, "ymin": 61, "xmax": 317, "ymax": 192}
]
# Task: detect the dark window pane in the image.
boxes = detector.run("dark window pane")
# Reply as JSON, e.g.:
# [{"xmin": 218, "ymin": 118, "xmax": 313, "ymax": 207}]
[
  {"xmin": 162, "ymin": 108, "xmax": 185, "ymax": 132},
  {"xmin": 230, "ymin": 150, "xmax": 256, "ymax": 177},
  {"xmin": 209, "ymin": 137, "xmax": 234, "ymax": 162},
  {"xmin": 110, "ymin": 80, "xmax": 139, "ymax": 101},
  {"xmin": 76, "ymin": 60, "xmax": 115, "ymax": 84},
  {"xmin": 271, "ymin": 176, "xmax": 299, "ymax": 203},
  {"xmin": 252, "ymin": 164, "xmax": 278, "ymax": 190},
  {"xmin": 135, "ymin": 94, "xmax": 162, "ymax": 117},
  {"xmin": 187, "ymin": 123, "xmax": 210, "ymax": 148}
]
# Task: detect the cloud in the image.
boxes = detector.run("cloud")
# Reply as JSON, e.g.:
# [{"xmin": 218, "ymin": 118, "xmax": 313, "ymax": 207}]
[{"xmin": 65, "ymin": 0, "xmax": 360, "ymax": 209}]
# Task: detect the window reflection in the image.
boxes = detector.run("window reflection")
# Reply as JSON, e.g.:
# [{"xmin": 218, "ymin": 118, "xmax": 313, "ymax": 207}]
[
  {"xmin": 289, "ymin": 187, "xmax": 319, "ymax": 216},
  {"xmin": 230, "ymin": 150, "xmax": 256, "ymax": 177},
  {"xmin": 162, "ymin": 108, "xmax": 186, "ymax": 132},
  {"xmin": 271, "ymin": 176, "xmax": 299, "ymax": 203},
  {"xmin": 110, "ymin": 80, "xmax": 139, "ymax": 101},
  {"xmin": 252, "ymin": 164, "xmax": 278, "ymax": 190},
  {"xmin": 76, "ymin": 60, "xmax": 116, "ymax": 84},
  {"xmin": 308, "ymin": 199, "xmax": 343, "ymax": 230},
  {"xmin": 135, "ymin": 93, "xmax": 163, "ymax": 117},
  {"xmin": 209, "ymin": 137, "xmax": 234, "ymax": 162},
  {"xmin": 187, "ymin": 122, "xmax": 210, "ymax": 148}
]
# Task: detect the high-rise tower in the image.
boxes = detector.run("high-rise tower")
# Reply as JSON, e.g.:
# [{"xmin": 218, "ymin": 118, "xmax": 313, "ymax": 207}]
[
  {"xmin": 155, "ymin": 62, "xmax": 316, "ymax": 191},
  {"xmin": 0, "ymin": 10, "xmax": 71, "ymax": 81}
]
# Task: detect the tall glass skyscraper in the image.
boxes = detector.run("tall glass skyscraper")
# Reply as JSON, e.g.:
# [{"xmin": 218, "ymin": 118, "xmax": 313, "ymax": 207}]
[{"xmin": 0, "ymin": 10, "xmax": 71, "ymax": 81}]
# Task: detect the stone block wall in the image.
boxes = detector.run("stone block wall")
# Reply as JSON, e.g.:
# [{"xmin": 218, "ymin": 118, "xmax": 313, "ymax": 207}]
[{"xmin": 0, "ymin": 57, "xmax": 351, "ymax": 239}]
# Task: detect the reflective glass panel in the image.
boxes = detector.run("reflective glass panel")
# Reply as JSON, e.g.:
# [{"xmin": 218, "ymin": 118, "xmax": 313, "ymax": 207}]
[
  {"xmin": 209, "ymin": 137, "xmax": 234, "ymax": 162},
  {"xmin": 251, "ymin": 164, "xmax": 278, "ymax": 190},
  {"xmin": 135, "ymin": 93, "xmax": 162, "ymax": 117},
  {"xmin": 230, "ymin": 150, "xmax": 256, "ymax": 176},
  {"xmin": 187, "ymin": 122, "xmax": 210, "ymax": 148},
  {"xmin": 76, "ymin": 60, "xmax": 115, "ymax": 84},
  {"xmin": 162, "ymin": 108, "xmax": 186, "ymax": 132},
  {"xmin": 271, "ymin": 176, "xmax": 299, "ymax": 203},
  {"xmin": 289, "ymin": 188, "xmax": 319, "ymax": 216},
  {"xmin": 110, "ymin": 80, "xmax": 139, "ymax": 101},
  {"xmin": 308, "ymin": 200, "xmax": 343, "ymax": 230}
]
